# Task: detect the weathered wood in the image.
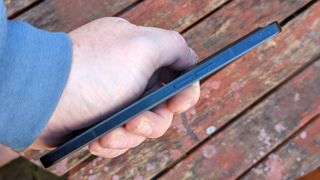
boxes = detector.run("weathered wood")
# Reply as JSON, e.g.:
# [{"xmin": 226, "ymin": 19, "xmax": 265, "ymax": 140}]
[
  {"xmin": 242, "ymin": 115, "xmax": 320, "ymax": 180},
  {"xmin": 300, "ymin": 167, "xmax": 320, "ymax": 180},
  {"xmin": 161, "ymin": 60, "xmax": 320, "ymax": 179},
  {"xmin": 21, "ymin": 148, "xmax": 91, "ymax": 176},
  {"xmin": 69, "ymin": 0, "xmax": 316, "ymax": 179},
  {"xmin": 16, "ymin": 0, "xmax": 238, "ymax": 175},
  {"xmin": 4, "ymin": 0, "xmax": 38, "ymax": 17},
  {"xmin": 17, "ymin": 0, "xmax": 138, "ymax": 32},
  {"xmin": 122, "ymin": 0, "xmax": 229, "ymax": 32}
]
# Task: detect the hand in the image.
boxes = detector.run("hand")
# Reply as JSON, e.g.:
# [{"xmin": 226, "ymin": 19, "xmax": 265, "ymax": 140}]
[{"xmin": 30, "ymin": 17, "xmax": 200, "ymax": 158}]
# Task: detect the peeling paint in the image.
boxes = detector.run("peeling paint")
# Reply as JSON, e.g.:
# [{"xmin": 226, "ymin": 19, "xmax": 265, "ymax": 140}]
[
  {"xmin": 266, "ymin": 154, "xmax": 285, "ymax": 180},
  {"xmin": 103, "ymin": 166, "xmax": 109, "ymax": 172},
  {"xmin": 202, "ymin": 145, "xmax": 217, "ymax": 158},
  {"xmin": 112, "ymin": 175, "xmax": 120, "ymax": 180},
  {"xmin": 88, "ymin": 174, "xmax": 98, "ymax": 180},
  {"xmin": 146, "ymin": 163, "xmax": 155, "ymax": 171},
  {"xmin": 134, "ymin": 175, "xmax": 144, "ymax": 180},
  {"xmin": 294, "ymin": 93, "xmax": 300, "ymax": 102},
  {"xmin": 300, "ymin": 131, "xmax": 307, "ymax": 139},
  {"xmin": 259, "ymin": 151, "xmax": 265, "ymax": 156},
  {"xmin": 274, "ymin": 123, "xmax": 287, "ymax": 133},
  {"xmin": 259, "ymin": 129, "xmax": 272, "ymax": 147},
  {"xmin": 296, "ymin": 157, "xmax": 301, "ymax": 162},
  {"xmin": 206, "ymin": 126, "xmax": 217, "ymax": 135},
  {"xmin": 230, "ymin": 82, "xmax": 241, "ymax": 91},
  {"xmin": 190, "ymin": 108, "xmax": 197, "ymax": 116},
  {"xmin": 210, "ymin": 81, "xmax": 222, "ymax": 90}
]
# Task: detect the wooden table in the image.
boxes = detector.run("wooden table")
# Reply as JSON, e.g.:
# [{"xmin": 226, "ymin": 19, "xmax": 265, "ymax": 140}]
[{"xmin": 5, "ymin": 0, "xmax": 320, "ymax": 179}]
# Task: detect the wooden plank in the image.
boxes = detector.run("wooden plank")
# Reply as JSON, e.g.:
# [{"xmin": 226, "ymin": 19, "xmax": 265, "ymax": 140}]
[
  {"xmin": 69, "ymin": 0, "xmax": 316, "ymax": 179},
  {"xmin": 17, "ymin": 0, "xmax": 138, "ymax": 32},
  {"xmin": 300, "ymin": 167, "xmax": 320, "ymax": 180},
  {"xmin": 4, "ymin": 0, "xmax": 39, "ymax": 17},
  {"xmin": 242, "ymin": 116, "xmax": 320, "ymax": 180},
  {"xmin": 20, "ymin": 148, "xmax": 91, "ymax": 176},
  {"xmin": 122, "ymin": 0, "xmax": 229, "ymax": 32},
  {"xmin": 160, "ymin": 60, "xmax": 320, "ymax": 179},
  {"xmin": 251, "ymin": 116, "xmax": 320, "ymax": 179}
]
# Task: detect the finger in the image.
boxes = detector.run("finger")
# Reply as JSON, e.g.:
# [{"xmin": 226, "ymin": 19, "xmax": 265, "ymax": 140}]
[
  {"xmin": 97, "ymin": 127, "xmax": 145, "ymax": 149},
  {"xmin": 126, "ymin": 103, "xmax": 173, "ymax": 138},
  {"xmin": 146, "ymin": 68, "xmax": 161, "ymax": 89},
  {"xmin": 142, "ymin": 27, "xmax": 198, "ymax": 71},
  {"xmin": 89, "ymin": 142, "xmax": 128, "ymax": 158},
  {"xmin": 167, "ymin": 81, "xmax": 201, "ymax": 113}
]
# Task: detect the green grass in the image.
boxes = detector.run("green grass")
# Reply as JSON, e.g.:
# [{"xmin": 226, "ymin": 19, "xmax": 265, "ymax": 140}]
[{"xmin": 0, "ymin": 158, "xmax": 67, "ymax": 180}]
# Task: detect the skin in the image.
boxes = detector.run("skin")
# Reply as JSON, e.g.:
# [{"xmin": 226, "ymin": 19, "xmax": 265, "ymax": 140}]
[{"xmin": 29, "ymin": 17, "xmax": 201, "ymax": 158}]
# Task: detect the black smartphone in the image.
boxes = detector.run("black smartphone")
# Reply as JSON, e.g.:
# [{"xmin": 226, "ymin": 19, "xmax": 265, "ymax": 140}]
[{"xmin": 40, "ymin": 22, "xmax": 281, "ymax": 168}]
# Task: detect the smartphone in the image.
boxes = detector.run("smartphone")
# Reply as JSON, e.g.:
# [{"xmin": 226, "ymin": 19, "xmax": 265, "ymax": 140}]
[{"xmin": 40, "ymin": 22, "xmax": 281, "ymax": 168}]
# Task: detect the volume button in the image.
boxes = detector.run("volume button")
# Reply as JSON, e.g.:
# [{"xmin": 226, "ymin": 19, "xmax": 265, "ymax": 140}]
[
  {"xmin": 173, "ymin": 75, "xmax": 194, "ymax": 88},
  {"xmin": 195, "ymin": 63, "xmax": 213, "ymax": 76}
]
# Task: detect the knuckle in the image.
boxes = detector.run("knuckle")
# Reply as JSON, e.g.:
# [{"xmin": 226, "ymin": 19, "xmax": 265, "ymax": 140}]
[
  {"xmin": 108, "ymin": 17, "xmax": 130, "ymax": 24},
  {"xmin": 170, "ymin": 31, "xmax": 187, "ymax": 46},
  {"xmin": 97, "ymin": 17, "xmax": 134, "ymax": 30}
]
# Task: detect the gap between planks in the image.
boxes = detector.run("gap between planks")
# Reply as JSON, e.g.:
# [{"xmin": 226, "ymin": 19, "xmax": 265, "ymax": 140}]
[
  {"xmin": 179, "ymin": 0, "xmax": 233, "ymax": 34},
  {"xmin": 237, "ymin": 113, "xmax": 320, "ymax": 179},
  {"xmin": 152, "ymin": 1, "xmax": 320, "ymax": 178},
  {"xmin": 69, "ymin": 1, "xmax": 314, "ymax": 178},
  {"xmin": 8, "ymin": 0, "xmax": 318, "ymax": 177},
  {"xmin": 8, "ymin": 0, "xmax": 44, "ymax": 19},
  {"xmin": 67, "ymin": 0, "xmax": 236, "ymax": 175},
  {"xmin": 153, "ymin": 54, "xmax": 320, "ymax": 180},
  {"xmin": 114, "ymin": 0, "xmax": 144, "ymax": 17}
]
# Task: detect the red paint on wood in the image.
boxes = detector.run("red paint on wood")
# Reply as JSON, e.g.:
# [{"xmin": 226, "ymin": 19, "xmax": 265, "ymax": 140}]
[{"xmin": 70, "ymin": 0, "xmax": 315, "ymax": 179}]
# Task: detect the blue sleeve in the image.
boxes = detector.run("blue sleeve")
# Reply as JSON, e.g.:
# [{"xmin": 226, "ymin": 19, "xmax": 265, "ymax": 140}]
[{"xmin": 0, "ymin": 2, "xmax": 72, "ymax": 150}]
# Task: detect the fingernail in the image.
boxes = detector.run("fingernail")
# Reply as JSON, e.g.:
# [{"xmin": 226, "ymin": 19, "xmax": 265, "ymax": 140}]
[
  {"xmin": 91, "ymin": 143, "xmax": 102, "ymax": 155},
  {"xmin": 192, "ymin": 83, "xmax": 200, "ymax": 93},
  {"xmin": 137, "ymin": 117, "xmax": 153, "ymax": 135}
]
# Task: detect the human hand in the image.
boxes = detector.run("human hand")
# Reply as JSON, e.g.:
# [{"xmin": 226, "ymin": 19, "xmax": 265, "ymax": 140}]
[{"xmin": 30, "ymin": 17, "xmax": 200, "ymax": 158}]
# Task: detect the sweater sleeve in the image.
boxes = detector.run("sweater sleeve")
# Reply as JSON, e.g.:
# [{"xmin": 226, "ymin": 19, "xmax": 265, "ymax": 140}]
[{"xmin": 0, "ymin": 2, "xmax": 72, "ymax": 150}]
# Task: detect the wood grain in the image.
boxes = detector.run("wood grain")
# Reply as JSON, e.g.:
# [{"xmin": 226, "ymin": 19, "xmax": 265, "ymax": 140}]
[
  {"xmin": 300, "ymin": 167, "xmax": 320, "ymax": 180},
  {"xmin": 122, "ymin": 0, "xmax": 229, "ymax": 32},
  {"xmin": 4, "ymin": 0, "xmax": 38, "ymax": 17},
  {"xmin": 69, "ymin": 0, "xmax": 316, "ymax": 179},
  {"xmin": 17, "ymin": 0, "xmax": 138, "ymax": 32},
  {"xmin": 161, "ymin": 59, "xmax": 320, "ymax": 179},
  {"xmin": 242, "ymin": 115, "xmax": 320, "ymax": 180}
]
